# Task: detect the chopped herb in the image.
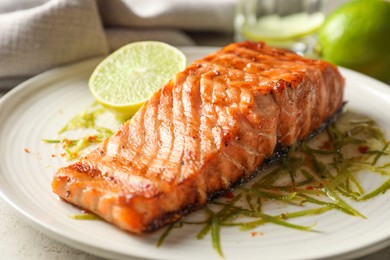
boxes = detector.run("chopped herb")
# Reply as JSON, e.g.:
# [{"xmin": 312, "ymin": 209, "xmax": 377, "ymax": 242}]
[
  {"xmin": 210, "ymin": 210, "xmax": 224, "ymax": 257},
  {"xmin": 59, "ymin": 102, "xmax": 104, "ymax": 134},
  {"xmin": 156, "ymin": 222, "xmax": 177, "ymax": 247},
  {"xmin": 69, "ymin": 213, "xmax": 100, "ymax": 220},
  {"xmin": 43, "ymin": 103, "xmax": 117, "ymax": 160},
  {"xmin": 360, "ymin": 179, "xmax": 390, "ymax": 201}
]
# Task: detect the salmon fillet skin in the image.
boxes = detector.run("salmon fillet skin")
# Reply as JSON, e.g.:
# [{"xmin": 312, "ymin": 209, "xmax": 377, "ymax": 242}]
[{"xmin": 52, "ymin": 41, "xmax": 345, "ymax": 234}]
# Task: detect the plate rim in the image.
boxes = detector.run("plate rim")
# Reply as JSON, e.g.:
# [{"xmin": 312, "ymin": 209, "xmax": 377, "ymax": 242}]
[{"xmin": 1, "ymin": 46, "xmax": 390, "ymax": 260}]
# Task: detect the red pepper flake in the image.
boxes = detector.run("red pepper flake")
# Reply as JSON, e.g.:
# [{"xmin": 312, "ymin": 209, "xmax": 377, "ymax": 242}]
[
  {"xmin": 24, "ymin": 148, "xmax": 30, "ymax": 153},
  {"xmin": 321, "ymin": 140, "xmax": 332, "ymax": 150},
  {"xmin": 51, "ymin": 154, "xmax": 57, "ymax": 158},
  {"xmin": 358, "ymin": 145, "xmax": 369, "ymax": 154},
  {"xmin": 62, "ymin": 138, "xmax": 71, "ymax": 145},
  {"xmin": 306, "ymin": 186, "xmax": 314, "ymax": 190},
  {"xmin": 60, "ymin": 153, "xmax": 66, "ymax": 157},
  {"xmin": 87, "ymin": 135, "xmax": 96, "ymax": 142},
  {"xmin": 222, "ymin": 191, "xmax": 234, "ymax": 199},
  {"xmin": 250, "ymin": 231, "xmax": 263, "ymax": 237}
]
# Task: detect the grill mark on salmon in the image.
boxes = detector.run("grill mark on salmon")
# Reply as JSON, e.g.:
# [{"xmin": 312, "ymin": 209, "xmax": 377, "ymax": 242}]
[
  {"xmin": 106, "ymin": 106, "xmax": 144, "ymax": 178},
  {"xmin": 169, "ymin": 71, "xmax": 187, "ymax": 182},
  {"xmin": 199, "ymin": 71, "xmax": 219, "ymax": 163},
  {"xmin": 146, "ymin": 81, "xmax": 174, "ymax": 175},
  {"xmin": 179, "ymin": 71, "xmax": 202, "ymax": 184},
  {"xmin": 137, "ymin": 93, "xmax": 160, "ymax": 175},
  {"xmin": 52, "ymin": 41, "xmax": 345, "ymax": 234}
]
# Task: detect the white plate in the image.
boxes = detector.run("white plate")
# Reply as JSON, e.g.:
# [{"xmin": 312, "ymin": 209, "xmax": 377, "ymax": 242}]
[{"xmin": 1, "ymin": 47, "xmax": 390, "ymax": 260}]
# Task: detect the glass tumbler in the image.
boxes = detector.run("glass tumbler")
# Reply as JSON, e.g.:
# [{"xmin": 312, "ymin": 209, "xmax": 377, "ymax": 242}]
[{"xmin": 234, "ymin": 0, "xmax": 325, "ymax": 56}]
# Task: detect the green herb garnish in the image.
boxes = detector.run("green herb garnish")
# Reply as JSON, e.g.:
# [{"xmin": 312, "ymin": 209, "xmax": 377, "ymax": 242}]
[
  {"xmin": 69, "ymin": 213, "xmax": 100, "ymax": 220},
  {"xmin": 43, "ymin": 102, "xmax": 116, "ymax": 160}
]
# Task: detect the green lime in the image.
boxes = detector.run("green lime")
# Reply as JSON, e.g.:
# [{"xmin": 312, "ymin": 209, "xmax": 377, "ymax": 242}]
[
  {"xmin": 318, "ymin": 0, "xmax": 390, "ymax": 82},
  {"xmin": 89, "ymin": 41, "xmax": 186, "ymax": 120},
  {"xmin": 241, "ymin": 12, "xmax": 324, "ymax": 42}
]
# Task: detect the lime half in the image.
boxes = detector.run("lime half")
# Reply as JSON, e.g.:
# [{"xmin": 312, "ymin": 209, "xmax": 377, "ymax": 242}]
[
  {"xmin": 89, "ymin": 41, "xmax": 186, "ymax": 120},
  {"xmin": 241, "ymin": 12, "xmax": 324, "ymax": 42}
]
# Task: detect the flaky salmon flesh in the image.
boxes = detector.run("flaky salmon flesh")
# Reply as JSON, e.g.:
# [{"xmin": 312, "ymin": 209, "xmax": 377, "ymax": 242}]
[{"xmin": 52, "ymin": 41, "xmax": 345, "ymax": 234}]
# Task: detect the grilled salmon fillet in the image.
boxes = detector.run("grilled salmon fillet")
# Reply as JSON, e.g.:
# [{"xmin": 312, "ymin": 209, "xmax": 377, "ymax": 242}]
[{"xmin": 52, "ymin": 41, "xmax": 345, "ymax": 234}]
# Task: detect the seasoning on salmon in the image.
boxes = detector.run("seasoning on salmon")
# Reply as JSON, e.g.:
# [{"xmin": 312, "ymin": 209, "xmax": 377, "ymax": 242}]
[{"xmin": 52, "ymin": 41, "xmax": 345, "ymax": 234}]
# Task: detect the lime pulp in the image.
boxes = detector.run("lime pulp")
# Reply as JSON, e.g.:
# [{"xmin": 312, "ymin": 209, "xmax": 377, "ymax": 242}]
[{"xmin": 89, "ymin": 41, "xmax": 187, "ymax": 120}]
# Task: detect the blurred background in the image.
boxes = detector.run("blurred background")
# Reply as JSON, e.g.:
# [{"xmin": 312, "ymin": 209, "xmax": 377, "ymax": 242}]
[{"xmin": 0, "ymin": 0, "xmax": 387, "ymax": 91}]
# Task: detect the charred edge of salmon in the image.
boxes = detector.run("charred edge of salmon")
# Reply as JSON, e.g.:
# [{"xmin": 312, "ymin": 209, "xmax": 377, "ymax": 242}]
[
  {"xmin": 236, "ymin": 102, "xmax": 346, "ymax": 187},
  {"xmin": 143, "ymin": 103, "xmax": 346, "ymax": 233},
  {"xmin": 145, "ymin": 203, "xmax": 201, "ymax": 233}
]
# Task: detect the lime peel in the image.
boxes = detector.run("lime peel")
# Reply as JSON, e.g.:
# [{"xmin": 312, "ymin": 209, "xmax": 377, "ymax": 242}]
[{"xmin": 317, "ymin": 0, "xmax": 390, "ymax": 82}]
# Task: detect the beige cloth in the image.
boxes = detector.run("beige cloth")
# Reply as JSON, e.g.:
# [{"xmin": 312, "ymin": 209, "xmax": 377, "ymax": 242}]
[
  {"xmin": 0, "ymin": 0, "xmax": 235, "ymax": 89},
  {"xmin": 0, "ymin": 0, "xmax": 108, "ymax": 82}
]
